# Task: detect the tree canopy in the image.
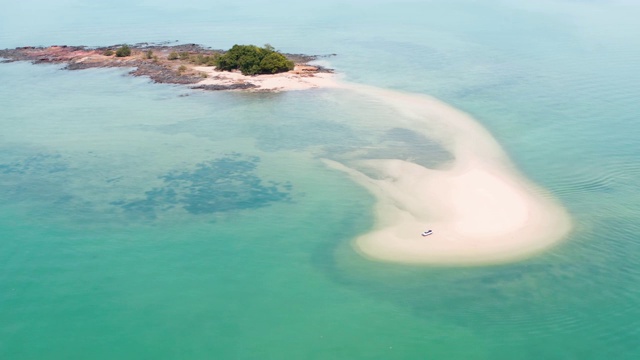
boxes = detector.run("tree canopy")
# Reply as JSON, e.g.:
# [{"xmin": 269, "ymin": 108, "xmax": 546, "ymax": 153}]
[{"xmin": 215, "ymin": 44, "xmax": 294, "ymax": 75}]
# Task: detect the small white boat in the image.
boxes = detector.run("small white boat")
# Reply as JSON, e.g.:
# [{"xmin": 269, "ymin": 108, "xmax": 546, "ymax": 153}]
[{"xmin": 421, "ymin": 230, "xmax": 433, "ymax": 237}]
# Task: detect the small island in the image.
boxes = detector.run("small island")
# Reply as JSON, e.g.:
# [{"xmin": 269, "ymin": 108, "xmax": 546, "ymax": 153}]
[{"xmin": 0, "ymin": 43, "xmax": 336, "ymax": 92}]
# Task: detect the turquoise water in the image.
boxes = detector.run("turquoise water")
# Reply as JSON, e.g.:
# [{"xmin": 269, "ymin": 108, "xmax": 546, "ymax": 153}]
[{"xmin": 2, "ymin": 1, "xmax": 640, "ymax": 358}]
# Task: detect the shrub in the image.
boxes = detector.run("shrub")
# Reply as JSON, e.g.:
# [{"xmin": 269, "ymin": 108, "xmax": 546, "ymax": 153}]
[
  {"xmin": 115, "ymin": 45, "xmax": 131, "ymax": 57},
  {"xmin": 190, "ymin": 54, "xmax": 205, "ymax": 65},
  {"xmin": 103, "ymin": 49, "xmax": 114, "ymax": 56},
  {"xmin": 205, "ymin": 55, "xmax": 218, "ymax": 66},
  {"xmin": 260, "ymin": 52, "xmax": 295, "ymax": 74},
  {"xmin": 168, "ymin": 51, "xmax": 179, "ymax": 60},
  {"xmin": 188, "ymin": 53, "xmax": 220, "ymax": 66},
  {"xmin": 215, "ymin": 44, "xmax": 294, "ymax": 75},
  {"xmin": 145, "ymin": 50, "xmax": 153, "ymax": 59},
  {"xmin": 179, "ymin": 52, "xmax": 190, "ymax": 60},
  {"xmin": 177, "ymin": 65, "xmax": 187, "ymax": 73}
]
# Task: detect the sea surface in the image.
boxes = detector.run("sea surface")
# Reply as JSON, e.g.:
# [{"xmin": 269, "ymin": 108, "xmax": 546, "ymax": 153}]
[{"xmin": 1, "ymin": 1, "xmax": 640, "ymax": 359}]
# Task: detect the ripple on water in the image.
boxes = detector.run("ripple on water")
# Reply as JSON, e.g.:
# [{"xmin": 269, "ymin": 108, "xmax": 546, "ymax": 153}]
[{"xmin": 546, "ymin": 159, "xmax": 640, "ymax": 198}]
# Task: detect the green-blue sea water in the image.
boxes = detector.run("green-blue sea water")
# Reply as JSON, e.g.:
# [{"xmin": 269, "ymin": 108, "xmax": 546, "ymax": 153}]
[{"xmin": 1, "ymin": 1, "xmax": 640, "ymax": 358}]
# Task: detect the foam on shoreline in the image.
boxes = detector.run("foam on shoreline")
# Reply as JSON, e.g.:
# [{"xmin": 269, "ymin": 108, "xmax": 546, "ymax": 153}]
[{"xmin": 326, "ymin": 84, "xmax": 572, "ymax": 265}]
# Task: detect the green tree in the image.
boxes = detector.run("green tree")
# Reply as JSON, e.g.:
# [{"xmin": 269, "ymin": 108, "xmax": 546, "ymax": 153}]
[
  {"xmin": 215, "ymin": 44, "xmax": 294, "ymax": 75},
  {"xmin": 260, "ymin": 52, "xmax": 295, "ymax": 73},
  {"xmin": 115, "ymin": 45, "xmax": 131, "ymax": 57}
]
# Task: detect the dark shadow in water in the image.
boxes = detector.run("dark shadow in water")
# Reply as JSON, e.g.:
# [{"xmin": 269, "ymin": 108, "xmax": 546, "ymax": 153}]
[
  {"xmin": 310, "ymin": 224, "xmax": 570, "ymax": 333},
  {"xmin": 309, "ymin": 207, "xmax": 640, "ymax": 355},
  {"xmin": 0, "ymin": 150, "xmax": 292, "ymax": 222},
  {"xmin": 0, "ymin": 153, "xmax": 69, "ymax": 175},
  {"xmin": 0, "ymin": 152, "xmax": 74, "ymax": 206},
  {"xmin": 252, "ymin": 119, "xmax": 366, "ymax": 153},
  {"xmin": 112, "ymin": 154, "xmax": 291, "ymax": 218},
  {"xmin": 322, "ymin": 127, "xmax": 455, "ymax": 179},
  {"xmin": 366, "ymin": 127, "xmax": 453, "ymax": 167}
]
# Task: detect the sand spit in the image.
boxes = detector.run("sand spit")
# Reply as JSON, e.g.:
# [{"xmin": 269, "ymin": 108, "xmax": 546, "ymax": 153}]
[{"xmin": 326, "ymin": 84, "xmax": 572, "ymax": 265}]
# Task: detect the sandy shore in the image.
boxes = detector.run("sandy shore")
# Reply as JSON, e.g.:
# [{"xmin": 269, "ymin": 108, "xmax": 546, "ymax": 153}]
[
  {"xmin": 194, "ymin": 65, "xmax": 339, "ymax": 92},
  {"xmin": 325, "ymin": 85, "xmax": 572, "ymax": 265}
]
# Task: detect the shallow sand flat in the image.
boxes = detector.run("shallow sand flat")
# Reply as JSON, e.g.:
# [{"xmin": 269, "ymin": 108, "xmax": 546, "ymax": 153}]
[
  {"xmin": 326, "ymin": 84, "xmax": 572, "ymax": 265},
  {"xmin": 194, "ymin": 66, "xmax": 339, "ymax": 92}
]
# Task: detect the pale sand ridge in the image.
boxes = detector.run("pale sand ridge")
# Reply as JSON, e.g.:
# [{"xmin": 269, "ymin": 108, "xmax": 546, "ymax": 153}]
[{"xmin": 325, "ymin": 84, "xmax": 572, "ymax": 265}]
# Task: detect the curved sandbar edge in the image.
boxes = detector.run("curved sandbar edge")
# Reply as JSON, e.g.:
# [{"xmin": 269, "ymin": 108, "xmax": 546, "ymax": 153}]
[{"xmin": 325, "ymin": 84, "xmax": 572, "ymax": 266}]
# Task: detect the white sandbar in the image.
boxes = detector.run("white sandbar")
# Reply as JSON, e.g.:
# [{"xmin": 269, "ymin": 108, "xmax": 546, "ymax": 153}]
[{"xmin": 326, "ymin": 84, "xmax": 572, "ymax": 265}]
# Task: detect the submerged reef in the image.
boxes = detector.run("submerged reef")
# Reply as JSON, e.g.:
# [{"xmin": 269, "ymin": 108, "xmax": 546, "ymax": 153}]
[{"xmin": 113, "ymin": 154, "xmax": 292, "ymax": 217}]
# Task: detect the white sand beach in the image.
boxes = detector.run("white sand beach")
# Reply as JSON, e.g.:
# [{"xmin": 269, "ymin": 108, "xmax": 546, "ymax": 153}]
[
  {"xmin": 194, "ymin": 65, "xmax": 339, "ymax": 92},
  {"xmin": 325, "ymin": 85, "xmax": 572, "ymax": 265}
]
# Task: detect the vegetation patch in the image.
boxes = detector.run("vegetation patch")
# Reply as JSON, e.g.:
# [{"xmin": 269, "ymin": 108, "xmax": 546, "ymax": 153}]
[
  {"xmin": 189, "ymin": 53, "xmax": 219, "ymax": 66},
  {"xmin": 167, "ymin": 51, "xmax": 179, "ymax": 60},
  {"xmin": 115, "ymin": 45, "xmax": 131, "ymax": 57},
  {"xmin": 216, "ymin": 44, "xmax": 294, "ymax": 75}
]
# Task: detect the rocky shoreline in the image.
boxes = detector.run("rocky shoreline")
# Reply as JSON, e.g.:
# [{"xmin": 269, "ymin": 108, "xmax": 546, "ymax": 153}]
[{"xmin": 0, "ymin": 43, "xmax": 335, "ymax": 91}]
